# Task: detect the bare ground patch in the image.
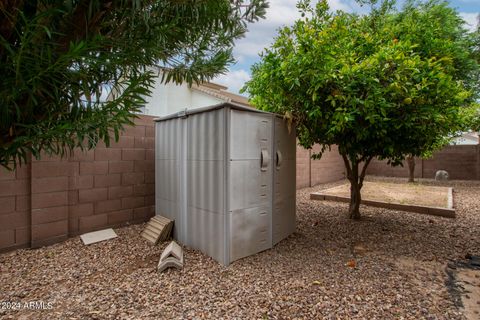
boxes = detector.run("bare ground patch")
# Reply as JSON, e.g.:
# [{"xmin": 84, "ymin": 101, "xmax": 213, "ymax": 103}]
[
  {"xmin": 456, "ymin": 268, "xmax": 480, "ymax": 320},
  {"xmin": 320, "ymin": 181, "xmax": 450, "ymax": 208}
]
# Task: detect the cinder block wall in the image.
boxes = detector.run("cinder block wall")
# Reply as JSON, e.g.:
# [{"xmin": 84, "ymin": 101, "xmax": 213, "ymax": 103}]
[
  {"xmin": 368, "ymin": 157, "xmax": 424, "ymax": 178},
  {"xmin": 422, "ymin": 145, "xmax": 479, "ymax": 180},
  {"xmin": 296, "ymin": 144, "xmax": 312, "ymax": 189},
  {"xmin": 0, "ymin": 162, "xmax": 31, "ymax": 251},
  {"xmin": 0, "ymin": 116, "xmax": 156, "ymax": 252},
  {"xmin": 296, "ymin": 144, "xmax": 345, "ymax": 189},
  {"xmin": 367, "ymin": 145, "xmax": 480, "ymax": 180}
]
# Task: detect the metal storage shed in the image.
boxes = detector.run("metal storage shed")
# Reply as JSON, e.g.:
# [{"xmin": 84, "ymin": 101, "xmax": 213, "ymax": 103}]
[{"xmin": 155, "ymin": 102, "xmax": 296, "ymax": 265}]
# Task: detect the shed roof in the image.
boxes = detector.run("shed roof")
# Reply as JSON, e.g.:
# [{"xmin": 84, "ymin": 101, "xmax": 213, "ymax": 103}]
[{"xmin": 154, "ymin": 102, "xmax": 275, "ymax": 122}]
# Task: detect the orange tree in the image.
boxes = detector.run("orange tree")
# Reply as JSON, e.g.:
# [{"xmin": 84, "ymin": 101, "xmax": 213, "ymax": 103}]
[
  {"xmin": 393, "ymin": 0, "xmax": 480, "ymax": 182},
  {"xmin": 243, "ymin": 0, "xmax": 478, "ymax": 219}
]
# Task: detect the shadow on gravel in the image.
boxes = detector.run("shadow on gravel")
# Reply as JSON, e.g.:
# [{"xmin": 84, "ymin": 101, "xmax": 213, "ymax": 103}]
[{"xmin": 445, "ymin": 255, "xmax": 480, "ymax": 320}]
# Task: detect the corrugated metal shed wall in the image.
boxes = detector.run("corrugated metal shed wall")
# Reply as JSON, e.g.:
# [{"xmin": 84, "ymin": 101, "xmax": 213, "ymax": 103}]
[
  {"xmin": 155, "ymin": 117, "xmax": 185, "ymax": 242},
  {"xmin": 186, "ymin": 108, "xmax": 227, "ymax": 264}
]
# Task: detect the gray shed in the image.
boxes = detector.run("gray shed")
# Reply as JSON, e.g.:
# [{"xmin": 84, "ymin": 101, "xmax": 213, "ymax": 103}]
[{"xmin": 155, "ymin": 102, "xmax": 296, "ymax": 265}]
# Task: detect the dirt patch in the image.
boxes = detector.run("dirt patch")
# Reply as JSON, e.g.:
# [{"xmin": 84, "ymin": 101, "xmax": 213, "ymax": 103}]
[
  {"xmin": 445, "ymin": 257, "xmax": 480, "ymax": 320},
  {"xmin": 395, "ymin": 256, "xmax": 449, "ymax": 305},
  {"xmin": 321, "ymin": 181, "xmax": 450, "ymax": 208},
  {"xmin": 457, "ymin": 269, "xmax": 480, "ymax": 319}
]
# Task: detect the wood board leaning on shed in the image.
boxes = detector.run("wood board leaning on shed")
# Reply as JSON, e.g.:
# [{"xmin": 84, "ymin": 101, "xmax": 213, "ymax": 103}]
[{"xmin": 141, "ymin": 215, "xmax": 173, "ymax": 245}]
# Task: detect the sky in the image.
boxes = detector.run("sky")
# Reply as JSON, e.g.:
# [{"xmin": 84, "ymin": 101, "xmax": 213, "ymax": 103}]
[{"xmin": 213, "ymin": 0, "xmax": 480, "ymax": 95}]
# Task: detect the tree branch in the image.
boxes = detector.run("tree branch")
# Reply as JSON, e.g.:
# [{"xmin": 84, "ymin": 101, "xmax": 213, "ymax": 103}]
[
  {"xmin": 359, "ymin": 156, "xmax": 373, "ymax": 188},
  {"xmin": 341, "ymin": 152, "xmax": 353, "ymax": 181}
]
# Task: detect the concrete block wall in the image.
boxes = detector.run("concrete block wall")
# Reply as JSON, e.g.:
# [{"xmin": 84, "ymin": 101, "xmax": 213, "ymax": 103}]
[
  {"xmin": 31, "ymin": 155, "xmax": 71, "ymax": 247},
  {"xmin": 297, "ymin": 144, "xmax": 480, "ymax": 188},
  {"xmin": 367, "ymin": 145, "xmax": 480, "ymax": 180},
  {"xmin": 0, "ymin": 116, "xmax": 156, "ymax": 252},
  {"xmin": 296, "ymin": 144, "xmax": 312, "ymax": 189},
  {"xmin": 310, "ymin": 145, "xmax": 345, "ymax": 186},
  {"xmin": 296, "ymin": 144, "xmax": 345, "ymax": 189},
  {"xmin": 0, "ymin": 162, "xmax": 31, "ymax": 251},
  {"xmin": 422, "ymin": 145, "xmax": 479, "ymax": 180},
  {"xmin": 368, "ymin": 157, "xmax": 424, "ymax": 179}
]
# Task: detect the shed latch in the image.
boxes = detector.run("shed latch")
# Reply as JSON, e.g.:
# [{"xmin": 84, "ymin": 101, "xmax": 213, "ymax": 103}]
[{"xmin": 276, "ymin": 150, "xmax": 283, "ymax": 169}]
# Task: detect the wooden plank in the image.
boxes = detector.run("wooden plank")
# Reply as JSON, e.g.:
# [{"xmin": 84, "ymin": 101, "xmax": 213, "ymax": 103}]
[
  {"xmin": 141, "ymin": 215, "xmax": 174, "ymax": 245},
  {"xmin": 310, "ymin": 192, "xmax": 456, "ymax": 218},
  {"xmin": 141, "ymin": 232, "xmax": 157, "ymax": 244},
  {"xmin": 80, "ymin": 229, "xmax": 117, "ymax": 245},
  {"xmin": 153, "ymin": 215, "xmax": 171, "ymax": 224},
  {"xmin": 147, "ymin": 222, "xmax": 164, "ymax": 233},
  {"xmin": 142, "ymin": 228, "xmax": 158, "ymax": 239}
]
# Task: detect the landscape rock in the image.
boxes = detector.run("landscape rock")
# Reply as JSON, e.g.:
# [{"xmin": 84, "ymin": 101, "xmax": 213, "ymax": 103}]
[
  {"xmin": 0, "ymin": 176, "xmax": 478, "ymax": 319},
  {"xmin": 435, "ymin": 170, "xmax": 450, "ymax": 181}
]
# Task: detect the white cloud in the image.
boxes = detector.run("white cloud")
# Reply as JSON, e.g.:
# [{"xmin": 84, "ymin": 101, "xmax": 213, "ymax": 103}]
[
  {"xmin": 219, "ymin": 0, "xmax": 356, "ymax": 94},
  {"xmin": 214, "ymin": 69, "xmax": 251, "ymax": 96},
  {"xmin": 231, "ymin": 0, "xmax": 301, "ymax": 61},
  {"xmin": 460, "ymin": 12, "xmax": 478, "ymax": 32},
  {"xmin": 232, "ymin": 0, "xmax": 357, "ymax": 62},
  {"xmin": 329, "ymin": 0, "xmax": 353, "ymax": 12}
]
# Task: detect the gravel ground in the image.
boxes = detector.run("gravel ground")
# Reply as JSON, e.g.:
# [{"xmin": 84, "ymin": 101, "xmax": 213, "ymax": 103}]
[{"xmin": 0, "ymin": 176, "xmax": 479, "ymax": 319}]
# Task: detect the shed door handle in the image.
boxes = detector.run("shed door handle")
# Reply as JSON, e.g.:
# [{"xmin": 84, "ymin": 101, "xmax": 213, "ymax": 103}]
[
  {"xmin": 260, "ymin": 149, "xmax": 269, "ymax": 171},
  {"xmin": 276, "ymin": 150, "xmax": 283, "ymax": 169}
]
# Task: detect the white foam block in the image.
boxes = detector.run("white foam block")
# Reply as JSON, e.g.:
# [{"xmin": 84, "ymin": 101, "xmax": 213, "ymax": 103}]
[{"xmin": 80, "ymin": 228, "xmax": 117, "ymax": 245}]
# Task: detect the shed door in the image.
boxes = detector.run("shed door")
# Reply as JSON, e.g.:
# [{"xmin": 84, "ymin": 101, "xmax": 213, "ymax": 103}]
[
  {"xmin": 228, "ymin": 110, "xmax": 273, "ymax": 262},
  {"xmin": 272, "ymin": 117, "xmax": 296, "ymax": 245}
]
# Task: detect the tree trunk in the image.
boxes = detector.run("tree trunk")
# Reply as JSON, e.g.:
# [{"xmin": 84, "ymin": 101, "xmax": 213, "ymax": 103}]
[
  {"xmin": 341, "ymin": 154, "xmax": 373, "ymax": 220},
  {"xmin": 348, "ymin": 178, "xmax": 362, "ymax": 219},
  {"xmin": 406, "ymin": 155, "xmax": 415, "ymax": 183}
]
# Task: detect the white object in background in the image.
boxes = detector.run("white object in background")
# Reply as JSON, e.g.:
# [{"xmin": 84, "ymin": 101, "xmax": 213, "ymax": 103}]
[{"xmin": 435, "ymin": 170, "xmax": 450, "ymax": 181}]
